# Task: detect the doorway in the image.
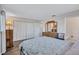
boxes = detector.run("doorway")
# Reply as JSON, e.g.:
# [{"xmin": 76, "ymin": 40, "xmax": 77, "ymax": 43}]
[{"xmin": 6, "ymin": 17, "xmax": 13, "ymax": 49}]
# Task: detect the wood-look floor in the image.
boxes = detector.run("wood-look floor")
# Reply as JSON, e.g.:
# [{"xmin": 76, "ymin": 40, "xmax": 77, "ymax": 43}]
[{"xmin": 3, "ymin": 40, "xmax": 23, "ymax": 55}]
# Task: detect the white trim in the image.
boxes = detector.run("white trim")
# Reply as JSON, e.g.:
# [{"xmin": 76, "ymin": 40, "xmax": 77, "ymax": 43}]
[{"xmin": 2, "ymin": 49, "xmax": 6, "ymax": 54}]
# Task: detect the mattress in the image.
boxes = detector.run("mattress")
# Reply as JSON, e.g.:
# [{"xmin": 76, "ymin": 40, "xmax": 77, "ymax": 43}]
[
  {"xmin": 65, "ymin": 40, "xmax": 79, "ymax": 55},
  {"xmin": 19, "ymin": 36, "xmax": 73, "ymax": 55}
]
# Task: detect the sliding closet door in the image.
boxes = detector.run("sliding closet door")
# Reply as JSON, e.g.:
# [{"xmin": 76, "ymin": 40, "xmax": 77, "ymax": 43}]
[
  {"xmin": 26, "ymin": 23, "xmax": 34, "ymax": 39},
  {"xmin": 14, "ymin": 21, "xmax": 42, "ymax": 41},
  {"xmin": 14, "ymin": 21, "xmax": 34, "ymax": 41},
  {"xmin": 14, "ymin": 21, "xmax": 27, "ymax": 41},
  {"xmin": 34, "ymin": 23, "xmax": 42, "ymax": 38},
  {"xmin": 14, "ymin": 21, "xmax": 21, "ymax": 41}
]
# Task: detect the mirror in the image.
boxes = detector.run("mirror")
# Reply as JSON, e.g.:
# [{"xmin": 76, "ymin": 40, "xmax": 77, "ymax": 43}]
[{"xmin": 46, "ymin": 21, "xmax": 57, "ymax": 32}]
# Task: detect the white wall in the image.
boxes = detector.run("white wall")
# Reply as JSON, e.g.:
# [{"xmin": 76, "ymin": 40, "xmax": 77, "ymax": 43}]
[
  {"xmin": 56, "ymin": 17, "xmax": 66, "ymax": 33},
  {"xmin": 13, "ymin": 17, "xmax": 42, "ymax": 41}
]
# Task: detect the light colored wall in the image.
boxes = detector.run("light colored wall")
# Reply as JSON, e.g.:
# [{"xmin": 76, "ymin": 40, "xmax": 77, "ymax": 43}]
[{"xmin": 56, "ymin": 17, "xmax": 66, "ymax": 33}]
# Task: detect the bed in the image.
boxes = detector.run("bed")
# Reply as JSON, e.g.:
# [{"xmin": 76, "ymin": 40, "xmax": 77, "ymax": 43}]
[
  {"xmin": 19, "ymin": 36, "xmax": 73, "ymax": 55},
  {"xmin": 65, "ymin": 40, "xmax": 79, "ymax": 55}
]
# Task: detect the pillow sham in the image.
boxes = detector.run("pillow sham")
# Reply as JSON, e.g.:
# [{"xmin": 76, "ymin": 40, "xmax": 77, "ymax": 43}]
[{"xmin": 56, "ymin": 33, "xmax": 64, "ymax": 40}]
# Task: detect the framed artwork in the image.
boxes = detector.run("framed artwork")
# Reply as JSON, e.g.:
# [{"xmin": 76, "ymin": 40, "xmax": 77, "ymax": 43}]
[{"xmin": 46, "ymin": 21, "xmax": 57, "ymax": 32}]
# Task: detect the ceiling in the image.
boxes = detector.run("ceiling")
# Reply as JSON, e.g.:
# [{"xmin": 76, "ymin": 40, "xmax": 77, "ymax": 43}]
[{"xmin": 2, "ymin": 4, "xmax": 79, "ymax": 20}]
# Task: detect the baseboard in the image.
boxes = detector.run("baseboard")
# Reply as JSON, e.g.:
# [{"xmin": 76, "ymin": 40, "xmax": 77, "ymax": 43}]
[
  {"xmin": 2, "ymin": 49, "xmax": 6, "ymax": 54},
  {"xmin": 0, "ymin": 49, "xmax": 6, "ymax": 55}
]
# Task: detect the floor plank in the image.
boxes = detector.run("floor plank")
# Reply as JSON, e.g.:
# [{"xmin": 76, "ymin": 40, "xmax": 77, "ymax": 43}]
[{"xmin": 3, "ymin": 40, "xmax": 23, "ymax": 55}]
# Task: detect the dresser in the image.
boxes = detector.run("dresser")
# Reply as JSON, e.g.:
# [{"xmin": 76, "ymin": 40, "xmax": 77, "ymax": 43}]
[
  {"xmin": 6, "ymin": 30, "xmax": 13, "ymax": 48},
  {"xmin": 42, "ymin": 32, "xmax": 57, "ymax": 38}
]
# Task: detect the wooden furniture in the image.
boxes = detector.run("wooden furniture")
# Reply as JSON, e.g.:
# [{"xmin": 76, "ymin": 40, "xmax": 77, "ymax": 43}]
[
  {"xmin": 6, "ymin": 30, "xmax": 13, "ymax": 48},
  {"xmin": 42, "ymin": 21, "xmax": 57, "ymax": 38},
  {"xmin": 46, "ymin": 21, "xmax": 57, "ymax": 32},
  {"xmin": 42, "ymin": 32, "xmax": 57, "ymax": 38}
]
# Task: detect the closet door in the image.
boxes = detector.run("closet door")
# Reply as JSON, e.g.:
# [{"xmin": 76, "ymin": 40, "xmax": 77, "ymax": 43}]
[
  {"xmin": 20, "ymin": 22, "xmax": 27, "ymax": 39},
  {"xmin": 14, "ymin": 21, "xmax": 21, "ymax": 41},
  {"xmin": 23, "ymin": 23, "xmax": 27, "ymax": 39},
  {"xmin": 14, "ymin": 21, "xmax": 42, "ymax": 41},
  {"xmin": 14, "ymin": 21, "xmax": 27, "ymax": 41},
  {"xmin": 34, "ymin": 23, "xmax": 42, "ymax": 38},
  {"xmin": 26, "ymin": 23, "xmax": 34, "ymax": 39}
]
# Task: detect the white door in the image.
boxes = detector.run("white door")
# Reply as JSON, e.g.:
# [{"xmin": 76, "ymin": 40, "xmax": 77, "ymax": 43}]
[
  {"xmin": 14, "ymin": 21, "xmax": 34, "ymax": 41},
  {"xmin": 34, "ymin": 23, "xmax": 41, "ymax": 38},
  {"xmin": 26, "ymin": 23, "xmax": 34, "ymax": 39},
  {"xmin": 14, "ymin": 21, "xmax": 42, "ymax": 41},
  {"xmin": 14, "ymin": 21, "xmax": 27, "ymax": 41}
]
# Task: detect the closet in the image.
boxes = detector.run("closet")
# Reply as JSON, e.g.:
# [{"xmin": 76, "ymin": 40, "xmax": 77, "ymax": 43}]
[
  {"xmin": 34, "ymin": 23, "xmax": 42, "ymax": 37},
  {"xmin": 26, "ymin": 23, "xmax": 34, "ymax": 39},
  {"xmin": 13, "ymin": 21, "xmax": 27, "ymax": 41},
  {"xmin": 13, "ymin": 21, "xmax": 41, "ymax": 41}
]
